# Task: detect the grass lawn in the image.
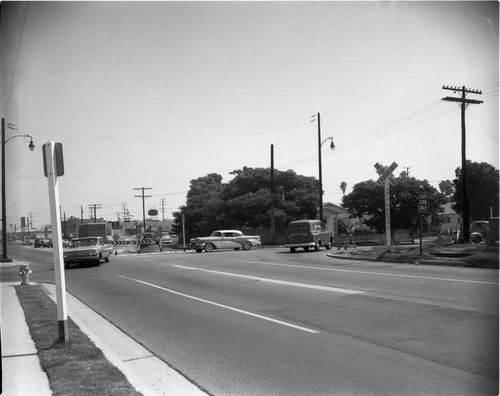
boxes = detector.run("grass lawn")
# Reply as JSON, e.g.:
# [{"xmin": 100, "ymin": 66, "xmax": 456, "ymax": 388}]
[{"xmin": 15, "ymin": 285, "xmax": 142, "ymax": 396}]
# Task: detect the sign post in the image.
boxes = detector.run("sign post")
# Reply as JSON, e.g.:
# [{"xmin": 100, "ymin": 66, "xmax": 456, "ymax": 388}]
[
  {"xmin": 374, "ymin": 162, "xmax": 398, "ymax": 252},
  {"xmin": 417, "ymin": 187, "xmax": 429, "ymax": 255},
  {"xmin": 43, "ymin": 141, "xmax": 68, "ymax": 342}
]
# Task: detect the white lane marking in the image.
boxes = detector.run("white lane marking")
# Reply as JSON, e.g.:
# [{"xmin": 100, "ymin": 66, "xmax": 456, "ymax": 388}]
[
  {"xmin": 174, "ymin": 265, "xmax": 365, "ymax": 295},
  {"xmin": 118, "ymin": 275, "xmax": 319, "ymax": 334},
  {"xmin": 250, "ymin": 261, "xmax": 499, "ymax": 285},
  {"xmin": 172, "ymin": 265, "xmax": 498, "ymax": 314}
]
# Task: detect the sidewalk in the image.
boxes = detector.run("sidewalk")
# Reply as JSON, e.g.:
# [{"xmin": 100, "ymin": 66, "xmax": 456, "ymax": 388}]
[
  {"xmin": 1, "ymin": 272, "xmax": 207, "ymax": 395},
  {"xmin": 1, "ymin": 281, "xmax": 51, "ymax": 396}
]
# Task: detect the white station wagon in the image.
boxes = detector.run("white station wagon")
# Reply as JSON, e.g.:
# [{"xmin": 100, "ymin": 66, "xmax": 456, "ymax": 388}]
[{"xmin": 190, "ymin": 230, "xmax": 261, "ymax": 253}]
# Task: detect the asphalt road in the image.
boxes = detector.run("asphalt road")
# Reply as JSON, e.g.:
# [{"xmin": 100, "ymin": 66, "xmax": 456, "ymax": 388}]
[{"xmin": 4, "ymin": 245, "xmax": 499, "ymax": 395}]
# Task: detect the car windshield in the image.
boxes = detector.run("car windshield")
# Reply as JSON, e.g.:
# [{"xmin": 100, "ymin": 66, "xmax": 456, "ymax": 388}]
[{"xmin": 70, "ymin": 239, "xmax": 98, "ymax": 247}]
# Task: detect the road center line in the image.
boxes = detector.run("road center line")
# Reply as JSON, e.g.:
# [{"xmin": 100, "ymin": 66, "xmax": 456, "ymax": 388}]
[
  {"xmin": 173, "ymin": 265, "xmax": 365, "ymax": 295},
  {"xmin": 118, "ymin": 275, "xmax": 319, "ymax": 334},
  {"xmin": 250, "ymin": 261, "xmax": 498, "ymax": 285}
]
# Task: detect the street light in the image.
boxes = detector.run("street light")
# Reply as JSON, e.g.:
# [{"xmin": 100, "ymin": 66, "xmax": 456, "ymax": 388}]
[
  {"xmin": 316, "ymin": 112, "xmax": 334, "ymax": 223},
  {"xmin": 1, "ymin": 118, "xmax": 35, "ymax": 262}
]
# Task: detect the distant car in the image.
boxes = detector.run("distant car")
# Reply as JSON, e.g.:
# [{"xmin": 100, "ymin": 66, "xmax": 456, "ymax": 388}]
[
  {"xmin": 63, "ymin": 237, "xmax": 113, "ymax": 268},
  {"xmin": 190, "ymin": 230, "xmax": 261, "ymax": 253},
  {"xmin": 160, "ymin": 234, "xmax": 173, "ymax": 244},
  {"xmin": 284, "ymin": 220, "xmax": 333, "ymax": 253},
  {"xmin": 470, "ymin": 221, "xmax": 489, "ymax": 244},
  {"xmin": 34, "ymin": 238, "xmax": 52, "ymax": 248}
]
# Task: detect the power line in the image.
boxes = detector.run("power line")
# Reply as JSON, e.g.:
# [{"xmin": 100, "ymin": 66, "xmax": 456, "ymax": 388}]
[{"xmin": 6, "ymin": 2, "xmax": 29, "ymax": 115}]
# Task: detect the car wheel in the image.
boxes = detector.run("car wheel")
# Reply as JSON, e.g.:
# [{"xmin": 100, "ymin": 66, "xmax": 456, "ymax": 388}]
[
  {"xmin": 325, "ymin": 241, "xmax": 332, "ymax": 250},
  {"xmin": 242, "ymin": 241, "xmax": 252, "ymax": 250},
  {"xmin": 314, "ymin": 242, "xmax": 320, "ymax": 251},
  {"xmin": 290, "ymin": 247, "xmax": 296, "ymax": 253},
  {"xmin": 303, "ymin": 247, "xmax": 310, "ymax": 252},
  {"xmin": 205, "ymin": 243, "xmax": 214, "ymax": 253},
  {"xmin": 195, "ymin": 249, "xmax": 203, "ymax": 253},
  {"xmin": 105, "ymin": 256, "xmax": 110, "ymax": 263},
  {"xmin": 472, "ymin": 236, "xmax": 482, "ymax": 244}
]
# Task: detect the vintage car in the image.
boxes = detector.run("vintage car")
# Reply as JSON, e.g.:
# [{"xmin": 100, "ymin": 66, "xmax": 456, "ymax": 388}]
[
  {"xmin": 63, "ymin": 237, "xmax": 113, "ymax": 268},
  {"xmin": 34, "ymin": 238, "xmax": 52, "ymax": 248},
  {"xmin": 470, "ymin": 220, "xmax": 489, "ymax": 244},
  {"xmin": 284, "ymin": 219, "xmax": 333, "ymax": 252},
  {"xmin": 190, "ymin": 230, "xmax": 261, "ymax": 253}
]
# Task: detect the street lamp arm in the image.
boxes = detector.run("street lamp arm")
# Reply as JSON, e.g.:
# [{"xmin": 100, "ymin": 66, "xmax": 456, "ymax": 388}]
[
  {"xmin": 6, "ymin": 133, "xmax": 31, "ymax": 143},
  {"xmin": 5, "ymin": 134, "xmax": 35, "ymax": 151},
  {"xmin": 320, "ymin": 137, "xmax": 335, "ymax": 150}
]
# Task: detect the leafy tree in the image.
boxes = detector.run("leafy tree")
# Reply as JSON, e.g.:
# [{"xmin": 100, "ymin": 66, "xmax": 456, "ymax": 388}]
[
  {"xmin": 341, "ymin": 177, "xmax": 446, "ymax": 235},
  {"xmin": 171, "ymin": 173, "xmax": 225, "ymax": 241},
  {"xmin": 451, "ymin": 161, "xmax": 499, "ymax": 220},
  {"xmin": 172, "ymin": 167, "xmax": 321, "ymax": 239},
  {"xmin": 438, "ymin": 180, "xmax": 454, "ymax": 199}
]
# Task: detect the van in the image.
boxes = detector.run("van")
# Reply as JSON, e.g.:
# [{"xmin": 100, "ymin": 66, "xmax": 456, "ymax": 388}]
[{"xmin": 284, "ymin": 220, "xmax": 333, "ymax": 253}]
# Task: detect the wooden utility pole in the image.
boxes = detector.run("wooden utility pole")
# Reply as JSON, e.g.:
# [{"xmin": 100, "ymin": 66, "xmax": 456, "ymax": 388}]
[
  {"xmin": 88, "ymin": 203, "xmax": 102, "ymax": 223},
  {"xmin": 317, "ymin": 113, "xmax": 324, "ymax": 222},
  {"xmin": 160, "ymin": 198, "xmax": 166, "ymax": 221},
  {"xmin": 134, "ymin": 187, "xmax": 152, "ymax": 233},
  {"xmin": 442, "ymin": 85, "xmax": 483, "ymax": 242},
  {"xmin": 270, "ymin": 144, "xmax": 275, "ymax": 245}
]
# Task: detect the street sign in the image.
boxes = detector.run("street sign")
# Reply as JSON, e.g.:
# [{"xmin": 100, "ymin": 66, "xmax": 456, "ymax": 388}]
[
  {"xmin": 111, "ymin": 221, "xmax": 120, "ymax": 229},
  {"xmin": 417, "ymin": 192, "xmax": 429, "ymax": 214}
]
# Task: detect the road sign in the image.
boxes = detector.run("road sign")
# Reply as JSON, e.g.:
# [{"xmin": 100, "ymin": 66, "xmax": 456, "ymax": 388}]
[
  {"xmin": 111, "ymin": 221, "xmax": 120, "ymax": 229},
  {"xmin": 417, "ymin": 192, "xmax": 429, "ymax": 214}
]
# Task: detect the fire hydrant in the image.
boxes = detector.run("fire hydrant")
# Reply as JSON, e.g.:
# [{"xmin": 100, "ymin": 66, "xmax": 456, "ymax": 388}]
[{"xmin": 18, "ymin": 263, "xmax": 32, "ymax": 286}]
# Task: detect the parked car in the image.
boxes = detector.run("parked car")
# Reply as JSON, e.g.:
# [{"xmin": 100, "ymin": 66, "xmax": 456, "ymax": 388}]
[
  {"xmin": 34, "ymin": 238, "xmax": 52, "ymax": 248},
  {"xmin": 470, "ymin": 221, "xmax": 489, "ymax": 244},
  {"xmin": 63, "ymin": 237, "xmax": 113, "ymax": 268},
  {"xmin": 160, "ymin": 234, "xmax": 173, "ymax": 244},
  {"xmin": 190, "ymin": 230, "xmax": 261, "ymax": 253},
  {"xmin": 284, "ymin": 219, "xmax": 333, "ymax": 253}
]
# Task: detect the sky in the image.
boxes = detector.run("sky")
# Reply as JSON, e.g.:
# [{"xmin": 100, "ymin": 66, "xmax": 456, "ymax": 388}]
[{"xmin": 1, "ymin": 1, "xmax": 498, "ymax": 231}]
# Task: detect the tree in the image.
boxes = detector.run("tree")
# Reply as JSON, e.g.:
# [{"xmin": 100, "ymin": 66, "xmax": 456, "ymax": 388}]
[
  {"xmin": 171, "ymin": 173, "xmax": 225, "ymax": 241},
  {"xmin": 341, "ymin": 176, "xmax": 446, "ymax": 235},
  {"xmin": 452, "ymin": 161, "xmax": 499, "ymax": 220},
  {"xmin": 340, "ymin": 181, "xmax": 347, "ymax": 196},
  {"xmin": 172, "ymin": 167, "xmax": 321, "ymax": 240},
  {"xmin": 438, "ymin": 180, "xmax": 454, "ymax": 199}
]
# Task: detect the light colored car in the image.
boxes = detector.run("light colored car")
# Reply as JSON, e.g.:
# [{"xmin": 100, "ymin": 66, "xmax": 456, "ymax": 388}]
[
  {"xmin": 63, "ymin": 237, "xmax": 113, "ymax": 268},
  {"xmin": 190, "ymin": 230, "xmax": 261, "ymax": 253}
]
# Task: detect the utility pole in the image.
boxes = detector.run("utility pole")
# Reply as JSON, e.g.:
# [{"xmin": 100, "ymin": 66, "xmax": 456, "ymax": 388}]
[
  {"xmin": 404, "ymin": 167, "xmax": 411, "ymax": 178},
  {"xmin": 160, "ymin": 198, "xmax": 166, "ymax": 221},
  {"xmin": 88, "ymin": 204, "xmax": 102, "ymax": 223},
  {"xmin": 270, "ymin": 144, "xmax": 275, "ymax": 245},
  {"xmin": 442, "ymin": 85, "xmax": 483, "ymax": 242},
  {"xmin": 317, "ymin": 112, "xmax": 324, "ymax": 222},
  {"xmin": 134, "ymin": 187, "xmax": 152, "ymax": 233}
]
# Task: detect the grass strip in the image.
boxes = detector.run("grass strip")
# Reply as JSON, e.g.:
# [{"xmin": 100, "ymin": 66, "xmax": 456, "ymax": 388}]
[{"xmin": 15, "ymin": 285, "xmax": 142, "ymax": 396}]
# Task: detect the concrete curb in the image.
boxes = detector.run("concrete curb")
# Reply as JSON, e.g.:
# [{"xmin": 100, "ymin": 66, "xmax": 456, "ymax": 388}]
[{"xmin": 40, "ymin": 283, "xmax": 208, "ymax": 396}]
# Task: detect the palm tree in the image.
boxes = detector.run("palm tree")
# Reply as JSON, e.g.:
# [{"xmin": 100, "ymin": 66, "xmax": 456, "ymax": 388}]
[{"xmin": 340, "ymin": 181, "xmax": 347, "ymax": 196}]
